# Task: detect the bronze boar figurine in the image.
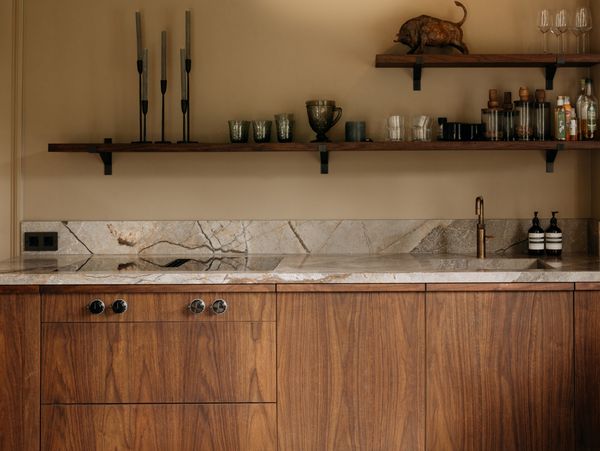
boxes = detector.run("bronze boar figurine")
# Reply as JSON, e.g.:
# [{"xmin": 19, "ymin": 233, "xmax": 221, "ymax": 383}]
[{"xmin": 395, "ymin": 1, "xmax": 469, "ymax": 54}]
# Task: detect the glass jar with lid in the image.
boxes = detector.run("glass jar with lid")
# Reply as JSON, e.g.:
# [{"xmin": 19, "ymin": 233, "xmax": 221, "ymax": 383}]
[
  {"xmin": 514, "ymin": 86, "xmax": 534, "ymax": 140},
  {"xmin": 482, "ymin": 89, "xmax": 503, "ymax": 141}
]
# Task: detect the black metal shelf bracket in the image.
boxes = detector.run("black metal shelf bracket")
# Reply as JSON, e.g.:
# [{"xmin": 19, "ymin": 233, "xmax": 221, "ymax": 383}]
[
  {"xmin": 545, "ymin": 56, "xmax": 565, "ymax": 90},
  {"xmin": 546, "ymin": 142, "xmax": 565, "ymax": 173},
  {"xmin": 88, "ymin": 138, "xmax": 113, "ymax": 175},
  {"xmin": 319, "ymin": 144, "xmax": 329, "ymax": 174},
  {"xmin": 413, "ymin": 56, "xmax": 423, "ymax": 91}
]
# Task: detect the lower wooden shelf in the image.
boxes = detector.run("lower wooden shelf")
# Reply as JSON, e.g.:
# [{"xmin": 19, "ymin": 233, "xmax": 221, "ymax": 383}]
[{"xmin": 48, "ymin": 140, "xmax": 600, "ymax": 175}]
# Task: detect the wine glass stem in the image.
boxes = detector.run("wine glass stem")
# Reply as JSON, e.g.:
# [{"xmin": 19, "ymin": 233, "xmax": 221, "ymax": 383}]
[{"xmin": 543, "ymin": 33, "xmax": 548, "ymax": 53}]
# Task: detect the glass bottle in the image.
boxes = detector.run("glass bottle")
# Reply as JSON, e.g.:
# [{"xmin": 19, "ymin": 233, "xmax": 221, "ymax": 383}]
[
  {"xmin": 528, "ymin": 211, "xmax": 545, "ymax": 256},
  {"xmin": 545, "ymin": 211, "xmax": 562, "ymax": 257},
  {"xmin": 564, "ymin": 96, "xmax": 573, "ymax": 141},
  {"xmin": 514, "ymin": 87, "xmax": 533, "ymax": 140},
  {"xmin": 502, "ymin": 92, "xmax": 518, "ymax": 141},
  {"xmin": 482, "ymin": 89, "xmax": 503, "ymax": 141},
  {"xmin": 554, "ymin": 96, "xmax": 567, "ymax": 141},
  {"xmin": 534, "ymin": 89, "xmax": 551, "ymax": 140},
  {"xmin": 582, "ymin": 78, "xmax": 598, "ymax": 140},
  {"xmin": 576, "ymin": 78, "xmax": 586, "ymax": 140}
]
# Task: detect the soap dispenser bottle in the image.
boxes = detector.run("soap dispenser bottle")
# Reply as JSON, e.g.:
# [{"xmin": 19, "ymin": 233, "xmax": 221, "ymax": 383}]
[
  {"xmin": 528, "ymin": 211, "xmax": 545, "ymax": 256},
  {"xmin": 545, "ymin": 211, "xmax": 563, "ymax": 257}
]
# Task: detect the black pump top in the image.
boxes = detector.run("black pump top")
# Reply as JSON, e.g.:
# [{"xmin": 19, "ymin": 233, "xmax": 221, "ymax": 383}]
[
  {"xmin": 529, "ymin": 211, "xmax": 544, "ymax": 233},
  {"xmin": 551, "ymin": 211, "xmax": 558, "ymax": 226},
  {"xmin": 546, "ymin": 211, "xmax": 562, "ymax": 233}
]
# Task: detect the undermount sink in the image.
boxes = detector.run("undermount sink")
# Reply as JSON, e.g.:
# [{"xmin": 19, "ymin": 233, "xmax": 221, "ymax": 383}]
[{"xmin": 446, "ymin": 258, "xmax": 548, "ymax": 271}]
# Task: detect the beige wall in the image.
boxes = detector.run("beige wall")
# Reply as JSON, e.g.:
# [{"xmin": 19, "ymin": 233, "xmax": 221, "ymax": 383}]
[
  {"xmin": 18, "ymin": 0, "xmax": 594, "ymax": 223},
  {"xmin": 1, "ymin": 0, "xmax": 14, "ymax": 260}
]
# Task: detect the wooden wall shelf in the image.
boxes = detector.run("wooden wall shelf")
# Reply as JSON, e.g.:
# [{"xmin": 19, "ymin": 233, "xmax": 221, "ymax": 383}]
[
  {"xmin": 375, "ymin": 53, "xmax": 600, "ymax": 90},
  {"xmin": 49, "ymin": 140, "xmax": 600, "ymax": 175}
]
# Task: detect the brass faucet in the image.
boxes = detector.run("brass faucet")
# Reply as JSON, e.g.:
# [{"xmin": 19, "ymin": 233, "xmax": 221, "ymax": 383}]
[{"xmin": 475, "ymin": 196, "xmax": 486, "ymax": 259}]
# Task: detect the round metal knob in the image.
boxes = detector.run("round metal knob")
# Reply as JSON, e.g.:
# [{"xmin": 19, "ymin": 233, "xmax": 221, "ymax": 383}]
[
  {"xmin": 87, "ymin": 299, "xmax": 105, "ymax": 315},
  {"xmin": 211, "ymin": 299, "xmax": 228, "ymax": 315},
  {"xmin": 188, "ymin": 299, "xmax": 206, "ymax": 314},
  {"xmin": 111, "ymin": 299, "xmax": 128, "ymax": 314}
]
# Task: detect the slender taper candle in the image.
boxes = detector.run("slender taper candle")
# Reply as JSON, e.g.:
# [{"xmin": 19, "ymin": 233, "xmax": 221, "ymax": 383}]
[
  {"xmin": 135, "ymin": 11, "xmax": 143, "ymax": 61},
  {"xmin": 142, "ymin": 48, "xmax": 149, "ymax": 101},
  {"xmin": 161, "ymin": 31, "xmax": 167, "ymax": 81},
  {"xmin": 180, "ymin": 48, "xmax": 187, "ymax": 100},
  {"xmin": 185, "ymin": 10, "xmax": 191, "ymax": 60}
]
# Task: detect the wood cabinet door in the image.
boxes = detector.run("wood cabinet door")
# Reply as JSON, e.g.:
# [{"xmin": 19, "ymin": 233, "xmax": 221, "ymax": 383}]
[
  {"xmin": 277, "ymin": 287, "xmax": 425, "ymax": 451},
  {"xmin": 427, "ymin": 290, "xmax": 574, "ymax": 451},
  {"xmin": 42, "ymin": 404, "xmax": 276, "ymax": 451},
  {"xmin": 575, "ymin": 291, "xmax": 600, "ymax": 451},
  {"xmin": 42, "ymin": 322, "xmax": 275, "ymax": 403},
  {"xmin": 0, "ymin": 288, "xmax": 40, "ymax": 451}
]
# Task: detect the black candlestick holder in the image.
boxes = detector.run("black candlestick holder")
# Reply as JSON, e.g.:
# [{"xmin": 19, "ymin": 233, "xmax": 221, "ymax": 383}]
[
  {"xmin": 184, "ymin": 58, "xmax": 198, "ymax": 143},
  {"xmin": 155, "ymin": 80, "xmax": 170, "ymax": 143},
  {"xmin": 141, "ymin": 100, "xmax": 149, "ymax": 143},
  {"xmin": 132, "ymin": 59, "xmax": 145, "ymax": 143},
  {"xmin": 178, "ymin": 99, "xmax": 189, "ymax": 143}
]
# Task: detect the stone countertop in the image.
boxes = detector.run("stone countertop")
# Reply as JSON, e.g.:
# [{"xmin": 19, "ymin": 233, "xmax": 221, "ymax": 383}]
[{"xmin": 1, "ymin": 253, "xmax": 600, "ymax": 285}]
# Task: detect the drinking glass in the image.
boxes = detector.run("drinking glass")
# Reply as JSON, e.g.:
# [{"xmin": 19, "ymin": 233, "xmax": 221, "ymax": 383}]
[
  {"xmin": 575, "ymin": 7, "xmax": 592, "ymax": 53},
  {"xmin": 410, "ymin": 116, "xmax": 432, "ymax": 142},
  {"xmin": 551, "ymin": 9, "xmax": 569, "ymax": 54},
  {"xmin": 228, "ymin": 120, "xmax": 250, "ymax": 143},
  {"xmin": 537, "ymin": 9, "xmax": 551, "ymax": 53},
  {"xmin": 274, "ymin": 113, "xmax": 294, "ymax": 143},
  {"xmin": 252, "ymin": 120, "xmax": 272, "ymax": 143},
  {"xmin": 387, "ymin": 115, "xmax": 405, "ymax": 141}
]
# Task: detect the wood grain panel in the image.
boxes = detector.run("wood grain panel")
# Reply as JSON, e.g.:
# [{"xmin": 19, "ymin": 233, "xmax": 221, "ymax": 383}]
[
  {"xmin": 42, "ymin": 404, "xmax": 276, "ymax": 451},
  {"xmin": 575, "ymin": 283, "xmax": 600, "ymax": 291},
  {"xmin": 42, "ymin": 322, "xmax": 275, "ymax": 403},
  {"xmin": 0, "ymin": 285, "xmax": 39, "ymax": 294},
  {"xmin": 427, "ymin": 282, "xmax": 574, "ymax": 292},
  {"xmin": 278, "ymin": 291, "xmax": 425, "ymax": 451},
  {"xmin": 277, "ymin": 283, "xmax": 425, "ymax": 292},
  {"xmin": 41, "ymin": 284, "xmax": 275, "ymax": 293},
  {"xmin": 42, "ymin": 292, "xmax": 275, "ymax": 322},
  {"xmin": 427, "ymin": 291, "xmax": 574, "ymax": 451},
  {"xmin": 575, "ymin": 291, "xmax": 600, "ymax": 450},
  {"xmin": 0, "ymin": 293, "xmax": 40, "ymax": 451}
]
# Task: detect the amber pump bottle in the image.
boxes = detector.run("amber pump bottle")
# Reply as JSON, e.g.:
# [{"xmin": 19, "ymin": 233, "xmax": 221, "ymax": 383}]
[
  {"xmin": 545, "ymin": 211, "xmax": 563, "ymax": 257},
  {"xmin": 528, "ymin": 212, "xmax": 545, "ymax": 256}
]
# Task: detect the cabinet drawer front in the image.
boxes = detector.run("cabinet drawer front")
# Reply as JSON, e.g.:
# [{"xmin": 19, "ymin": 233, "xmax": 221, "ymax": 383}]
[
  {"xmin": 42, "ymin": 292, "xmax": 275, "ymax": 322},
  {"xmin": 42, "ymin": 404, "xmax": 276, "ymax": 451},
  {"xmin": 42, "ymin": 322, "xmax": 275, "ymax": 403}
]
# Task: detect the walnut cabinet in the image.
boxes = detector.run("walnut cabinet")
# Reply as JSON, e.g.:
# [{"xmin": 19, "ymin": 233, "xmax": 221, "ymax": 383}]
[{"xmin": 0, "ymin": 282, "xmax": 597, "ymax": 450}]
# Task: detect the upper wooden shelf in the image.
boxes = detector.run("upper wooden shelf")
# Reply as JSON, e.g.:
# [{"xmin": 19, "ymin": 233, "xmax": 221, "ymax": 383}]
[
  {"xmin": 374, "ymin": 53, "xmax": 600, "ymax": 90},
  {"xmin": 49, "ymin": 140, "xmax": 600, "ymax": 175}
]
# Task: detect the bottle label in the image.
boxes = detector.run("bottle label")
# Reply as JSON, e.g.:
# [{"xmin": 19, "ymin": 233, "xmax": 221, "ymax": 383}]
[
  {"xmin": 546, "ymin": 232, "xmax": 563, "ymax": 250},
  {"xmin": 528, "ymin": 233, "xmax": 545, "ymax": 250},
  {"xmin": 588, "ymin": 108, "xmax": 597, "ymax": 133}
]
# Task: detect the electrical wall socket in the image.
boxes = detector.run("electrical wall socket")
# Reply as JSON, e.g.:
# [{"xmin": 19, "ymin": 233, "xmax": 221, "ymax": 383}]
[{"xmin": 24, "ymin": 232, "xmax": 58, "ymax": 252}]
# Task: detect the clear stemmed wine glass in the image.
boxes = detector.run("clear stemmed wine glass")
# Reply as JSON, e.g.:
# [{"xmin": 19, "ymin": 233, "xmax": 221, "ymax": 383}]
[
  {"xmin": 551, "ymin": 9, "xmax": 569, "ymax": 54},
  {"xmin": 537, "ymin": 9, "xmax": 551, "ymax": 53},
  {"xmin": 575, "ymin": 7, "xmax": 593, "ymax": 53}
]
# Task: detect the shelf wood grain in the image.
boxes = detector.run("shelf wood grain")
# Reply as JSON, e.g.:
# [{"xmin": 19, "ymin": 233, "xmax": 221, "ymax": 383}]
[
  {"xmin": 375, "ymin": 53, "xmax": 600, "ymax": 68},
  {"xmin": 49, "ymin": 140, "xmax": 600, "ymax": 153}
]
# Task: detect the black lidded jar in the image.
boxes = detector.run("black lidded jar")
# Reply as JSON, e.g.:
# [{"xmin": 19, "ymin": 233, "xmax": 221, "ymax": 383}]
[
  {"xmin": 545, "ymin": 211, "xmax": 563, "ymax": 257},
  {"xmin": 528, "ymin": 211, "xmax": 545, "ymax": 256}
]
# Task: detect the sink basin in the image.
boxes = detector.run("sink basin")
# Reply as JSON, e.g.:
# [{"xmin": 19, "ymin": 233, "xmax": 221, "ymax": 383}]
[{"xmin": 443, "ymin": 258, "xmax": 547, "ymax": 271}]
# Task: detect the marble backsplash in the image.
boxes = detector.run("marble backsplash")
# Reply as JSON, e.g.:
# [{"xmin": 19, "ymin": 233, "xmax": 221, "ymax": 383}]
[{"xmin": 21, "ymin": 219, "xmax": 597, "ymax": 256}]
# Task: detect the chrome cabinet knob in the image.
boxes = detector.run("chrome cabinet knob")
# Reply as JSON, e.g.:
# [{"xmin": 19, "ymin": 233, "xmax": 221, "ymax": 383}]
[
  {"xmin": 211, "ymin": 299, "xmax": 228, "ymax": 315},
  {"xmin": 188, "ymin": 299, "xmax": 206, "ymax": 314},
  {"xmin": 111, "ymin": 299, "xmax": 128, "ymax": 314},
  {"xmin": 87, "ymin": 299, "xmax": 105, "ymax": 315}
]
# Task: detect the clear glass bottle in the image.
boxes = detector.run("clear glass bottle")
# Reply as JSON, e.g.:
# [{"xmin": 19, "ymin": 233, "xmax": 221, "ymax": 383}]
[
  {"xmin": 514, "ymin": 87, "xmax": 533, "ymax": 140},
  {"xmin": 576, "ymin": 78, "xmax": 586, "ymax": 140},
  {"xmin": 534, "ymin": 89, "xmax": 551, "ymax": 140},
  {"xmin": 482, "ymin": 89, "xmax": 503, "ymax": 141},
  {"xmin": 564, "ymin": 96, "xmax": 573, "ymax": 140},
  {"xmin": 582, "ymin": 78, "xmax": 599, "ymax": 140},
  {"xmin": 555, "ymin": 96, "xmax": 567, "ymax": 141},
  {"xmin": 502, "ymin": 92, "xmax": 518, "ymax": 141}
]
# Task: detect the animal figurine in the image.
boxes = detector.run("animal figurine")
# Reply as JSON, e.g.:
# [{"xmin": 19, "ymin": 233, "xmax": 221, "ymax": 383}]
[{"xmin": 395, "ymin": 1, "xmax": 469, "ymax": 54}]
